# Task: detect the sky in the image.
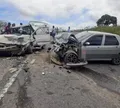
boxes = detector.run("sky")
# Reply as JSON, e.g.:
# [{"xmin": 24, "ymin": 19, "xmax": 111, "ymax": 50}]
[{"xmin": 0, "ymin": 0, "xmax": 120, "ymax": 29}]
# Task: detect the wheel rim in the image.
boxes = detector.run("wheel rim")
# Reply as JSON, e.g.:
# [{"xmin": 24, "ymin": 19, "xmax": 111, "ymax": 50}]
[
  {"xmin": 66, "ymin": 53, "xmax": 78, "ymax": 63},
  {"xmin": 113, "ymin": 58, "xmax": 120, "ymax": 64}
]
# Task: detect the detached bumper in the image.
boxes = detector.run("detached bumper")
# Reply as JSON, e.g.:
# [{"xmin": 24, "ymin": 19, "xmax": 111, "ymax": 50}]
[
  {"xmin": 50, "ymin": 51, "xmax": 63, "ymax": 66},
  {"xmin": 50, "ymin": 50, "xmax": 88, "ymax": 67},
  {"xmin": 66, "ymin": 61, "xmax": 88, "ymax": 67}
]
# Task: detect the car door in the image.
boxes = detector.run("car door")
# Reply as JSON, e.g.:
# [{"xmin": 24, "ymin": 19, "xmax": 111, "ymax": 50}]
[
  {"xmin": 102, "ymin": 35, "xmax": 120, "ymax": 59},
  {"xmin": 82, "ymin": 34, "xmax": 104, "ymax": 60}
]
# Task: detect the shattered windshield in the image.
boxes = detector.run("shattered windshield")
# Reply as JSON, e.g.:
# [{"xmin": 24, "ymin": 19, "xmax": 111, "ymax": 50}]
[
  {"xmin": 1, "ymin": 25, "xmax": 33, "ymax": 35},
  {"xmin": 55, "ymin": 33, "xmax": 72, "ymax": 43},
  {"xmin": 12, "ymin": 25, "xmax": 33, "ymax": 35}
]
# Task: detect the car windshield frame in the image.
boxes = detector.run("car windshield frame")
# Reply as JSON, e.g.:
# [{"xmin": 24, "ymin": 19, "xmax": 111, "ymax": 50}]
[{"xmin": 75, "ymin": 31, "xmax": 93, "ymax": 42}]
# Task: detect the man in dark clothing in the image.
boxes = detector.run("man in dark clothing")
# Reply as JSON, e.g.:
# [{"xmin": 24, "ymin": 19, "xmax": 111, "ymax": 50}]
[
  {"xmin": 50, "ymin": 26, "xmax": 56, "ymax": 43},
  {"xmin": 5, "ymin": 22, "xmax": 11, "ymax": 34}
]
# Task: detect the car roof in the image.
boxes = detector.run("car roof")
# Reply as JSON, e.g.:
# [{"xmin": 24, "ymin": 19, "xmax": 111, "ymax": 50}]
[{"xmin": 87, "ymin": 31, "xmax": 119, "ymax": 36}]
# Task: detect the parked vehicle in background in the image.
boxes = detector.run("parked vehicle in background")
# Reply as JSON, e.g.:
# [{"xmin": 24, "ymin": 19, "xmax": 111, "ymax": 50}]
[{"xmin": 54, "ymin": 31, "xmax": 120, "ymax": 65}]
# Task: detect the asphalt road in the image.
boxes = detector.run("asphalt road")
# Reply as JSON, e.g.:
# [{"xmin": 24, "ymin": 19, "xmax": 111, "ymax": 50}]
[
  {"xmin": 13, "ymin": 51, "xmax": 120, "ymax": 108},
  {"xmin": 0, "ymin": 56, "xmax": 25, "ymax": 91},
  {"xmin": 1, "ymin": 33, "xmax": 120, "ymax": 107},
  {"xmin": 0, "ymin": 50, "xmax": 120, "ymax": 107}
]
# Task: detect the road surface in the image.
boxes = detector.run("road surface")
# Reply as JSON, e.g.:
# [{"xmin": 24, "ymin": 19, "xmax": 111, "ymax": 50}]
[
  {"xmin": 0, "ymin": 34, "xmax": 120, "ymax": 107},
  {"xmin": 1, "ymin": 51, "xmax": 119, "ymax": 108}
]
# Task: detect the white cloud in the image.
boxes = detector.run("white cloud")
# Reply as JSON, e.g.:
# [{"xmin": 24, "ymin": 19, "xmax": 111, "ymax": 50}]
[{"xmin": 6, "ymin": 0, "xmax": 120, "ymax": 29}]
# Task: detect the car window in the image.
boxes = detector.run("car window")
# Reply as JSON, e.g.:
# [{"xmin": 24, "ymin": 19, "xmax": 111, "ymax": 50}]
[
  {"xmin": 35, "ymin": 27, "xmax": 49, "ymax": 35},
  {"xmin": 104, "ymin": 35, "xmax": 119, "ymax": 45},
  {"xmin": 85, "ymin": 35, "xmax": 103, "ymax": 46}
]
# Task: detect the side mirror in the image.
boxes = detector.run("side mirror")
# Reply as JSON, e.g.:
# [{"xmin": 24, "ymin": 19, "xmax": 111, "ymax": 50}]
[{"xmin": 84, "ymin": 42, "xmax": 90, "ymax": 46}]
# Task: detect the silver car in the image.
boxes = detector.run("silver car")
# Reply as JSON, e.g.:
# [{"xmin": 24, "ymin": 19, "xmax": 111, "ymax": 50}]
[{"xmin": 75, "ymin": 31, "xmax": 120, "ymax": 65}]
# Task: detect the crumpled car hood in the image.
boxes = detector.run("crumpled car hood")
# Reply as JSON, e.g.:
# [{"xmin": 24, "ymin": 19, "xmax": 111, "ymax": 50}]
[
  {"xmin": 55, "ymin": 33, "xmax": 73, "ymax": 44},
  {"xmin": 0, "ymin": 34, "xmax": 34, "ymax": 45}
]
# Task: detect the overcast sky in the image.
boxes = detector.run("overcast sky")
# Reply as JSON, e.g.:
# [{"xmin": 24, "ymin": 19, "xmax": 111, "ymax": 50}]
[{"xmin": 0, "ymin": 0, "xmax": 120, "ymax": 29}]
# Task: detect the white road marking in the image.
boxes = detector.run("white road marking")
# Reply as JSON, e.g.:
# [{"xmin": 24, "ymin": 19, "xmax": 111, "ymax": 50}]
[{"xmin": 0, "ymin": 64, "xmax": 24, "ymax": 100}]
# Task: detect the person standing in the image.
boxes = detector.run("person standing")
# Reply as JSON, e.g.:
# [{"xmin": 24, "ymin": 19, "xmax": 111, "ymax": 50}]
[
  {"xmin": 19, "ymin": 23, "xmax": 23, "ymax": 34},
  {"xmin": 50, "ymin": 26, "xmax": 56, "ymax": 43},
  {"xmin": 68, "ymin": 26, "xmax": 70, "ymax": 32},
  {"xmin": 5, "ymin": 22, "xmax": 11, "ymax": 34}
]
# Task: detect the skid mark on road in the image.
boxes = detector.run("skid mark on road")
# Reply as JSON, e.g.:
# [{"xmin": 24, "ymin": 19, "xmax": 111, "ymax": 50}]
[
  {"xmin": 73, "ymin": 67, "xmax": 120, "ymax": 95},
  {"xmin": 16, "ymin": 85, "xmax": 34, "ymax": 108}
]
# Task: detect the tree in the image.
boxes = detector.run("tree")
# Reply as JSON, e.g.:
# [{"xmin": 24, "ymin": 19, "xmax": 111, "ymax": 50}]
[{"xmin": 97, "ymin": 14, "xmax": 117, "ymax": 26}]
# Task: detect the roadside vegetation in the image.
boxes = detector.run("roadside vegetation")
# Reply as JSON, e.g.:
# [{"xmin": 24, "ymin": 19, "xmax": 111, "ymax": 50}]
[
  {"xmin": 73, "ymin": 26, "xmax": 120, "ymax": 35},
  {"xmin": 89, "ymin": 26, "xmax": 120, "ymax": 35}
]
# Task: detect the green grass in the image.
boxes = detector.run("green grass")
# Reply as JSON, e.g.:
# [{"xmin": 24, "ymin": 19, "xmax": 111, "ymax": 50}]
[{"xmin": 89, "ymin": 26, "xmax": 120, "ymax": 35}]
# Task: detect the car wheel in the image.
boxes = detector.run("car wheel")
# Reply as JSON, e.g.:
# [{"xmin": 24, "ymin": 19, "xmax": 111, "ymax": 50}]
[
  {"xmin": 26, "ymin": 45, "xmax": 33, "ymax": 54},
  {"xmin": 64, "ymin": 51, "xmax": 78, "ymax": 64},
  {"xmin": 112, "ymin": 55, "xmax": 120, "ymax": 65}
]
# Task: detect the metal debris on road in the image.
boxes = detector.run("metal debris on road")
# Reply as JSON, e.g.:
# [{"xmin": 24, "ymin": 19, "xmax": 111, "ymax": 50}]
[
  {"xmin": 67, "ymin": 70, "xmax": 71, "ymax": 74},
  {"xmin": 9, "ymin": 68, "xmax": 18, "ymax": 73},
  {"xmin": 35, "ymin": 51, "xmax": 40, "ymax": 54},
  {"xmin": 23, "ymin": 60, "xmax": 28, "ymax": 64},
  {"xmin": 6, "ymin": 58, "xmax": 10, "ymax": 60},
  {"xmin": 50, "ymin": 52, "xmax": 62, "ymax": 66},
  {"xmin": 42, "ymin": 72, "xmax": 45, "ymax": 75},
  {"xmin": 23, "ymin": 66, "xmax": 29, "ymax": 72},
  {"xmin": 30, "ymin": 59, "xmax": 36, "ymax": 64},
  {"xmin": 59, "ymin": 67, "xmax": 62, "ymax": 69}
]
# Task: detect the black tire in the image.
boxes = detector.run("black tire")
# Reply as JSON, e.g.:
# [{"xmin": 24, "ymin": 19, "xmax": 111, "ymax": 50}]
[
  {"xmin": 64, "ymin": 51, "xmax": 78, "ymax": 64},
  {"xmin": 26, "ymin": 45, "xmax": 33, "ymax": 54},
  {"xmin": 112, "ymin": 55, "xmax": 120, "ymax": 65}
]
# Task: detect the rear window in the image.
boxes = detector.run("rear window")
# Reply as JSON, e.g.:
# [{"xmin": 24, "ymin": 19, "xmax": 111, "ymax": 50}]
[{"xmin": 104, "ymin": 35, "xmax": 119, "ymax": 45}]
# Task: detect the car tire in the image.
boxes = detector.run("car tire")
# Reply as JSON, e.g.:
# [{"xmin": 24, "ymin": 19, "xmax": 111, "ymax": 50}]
[
  {"xmin": 64, "ymin": 51, "xmax": 78, "ymax": 64},
  {"xmin": 26, "ymin": 45, "xmax": 33, "ymax": 54},
  {"xmin": 112, "ymin": 55, "xmax": 120, "ymax": 65}
]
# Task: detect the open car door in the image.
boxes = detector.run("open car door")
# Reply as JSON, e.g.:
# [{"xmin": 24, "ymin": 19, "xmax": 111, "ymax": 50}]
[{"xmin": 29, "ymin": 21, "xmax": 50, "ymax": 42}]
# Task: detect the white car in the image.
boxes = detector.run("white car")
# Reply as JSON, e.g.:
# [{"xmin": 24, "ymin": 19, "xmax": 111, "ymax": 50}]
[{"xmin": 0, "ymin": 21, "xmax": 50, "ymax": 55}]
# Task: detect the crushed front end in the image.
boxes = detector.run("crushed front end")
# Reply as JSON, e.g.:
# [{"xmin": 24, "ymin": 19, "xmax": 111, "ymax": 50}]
[{"xmin": 51, "ymin": 33, "xmax": 88, "ymax": 67}]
